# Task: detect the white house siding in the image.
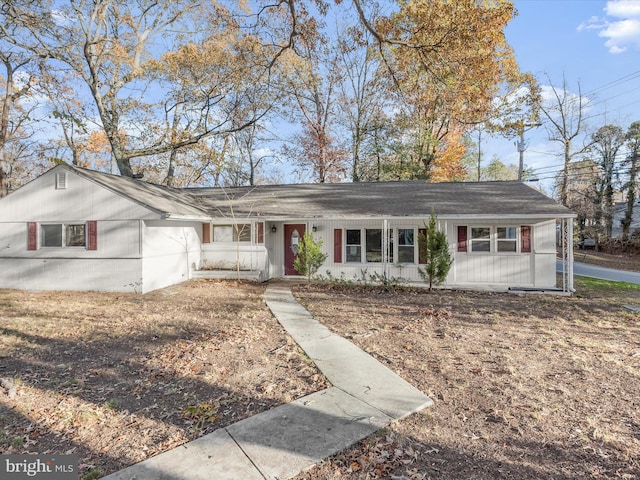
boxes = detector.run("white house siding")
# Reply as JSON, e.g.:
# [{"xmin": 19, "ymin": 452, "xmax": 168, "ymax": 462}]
[
  {"xmin": 451, "ymin": 219, "xmax": 558, "ymax": 290},
  {"xmin": 272, "ymin": 217, "xmax": 559, "ymax": 291},
  {"xmin": 0, "ymin": 168, "xmax": 157, "ymax": 222},
  {"xmin": 0, "ymin": 257, "xmax": 143, "ymax": 292},
  {"xmin": 201, "ymin": 244, "xmax": 268, "ymax": 273},
  {"xmin": 285, "ymin": 218, "xmax": 428, "ymax": 283},
  {"xmin": 267, "ymin": 222, "xmax": 284, "ymax": 278},
  {"xmin": 532, "ymin": 220, "xmax": 559, "ymax": 288},
  {"xmin": 141, "ymin": 220, "xmax": 201, "ymax": 293},
  {"xmin": 0, "ymin": 219, "xmax": 144, "ymax": 292},
  {"xmin": 0, "ymin": 168, "xmax": 158, "ymax": 292}
]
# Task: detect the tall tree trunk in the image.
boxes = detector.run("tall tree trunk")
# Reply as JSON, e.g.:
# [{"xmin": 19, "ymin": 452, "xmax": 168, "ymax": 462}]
[
  {"xmin": 0, "ymin": 166, "xmax": 7, "ymax": 198},
  {"xmin": 560, "ymin": 141, "xmax": 571, "ymax": 206}
]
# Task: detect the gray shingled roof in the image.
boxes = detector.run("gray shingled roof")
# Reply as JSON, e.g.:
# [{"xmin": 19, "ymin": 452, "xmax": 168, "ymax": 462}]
[
  {"xmin": 68, "ymin": 165, "xmax": 573, "ymax": 219},
  {"xmin": 187, "ymin": 181, "xmax": 574, "ymax": 219},
  {"xmin": 70, "ymin": 166, "xmax": 210, "ymax": 218}
]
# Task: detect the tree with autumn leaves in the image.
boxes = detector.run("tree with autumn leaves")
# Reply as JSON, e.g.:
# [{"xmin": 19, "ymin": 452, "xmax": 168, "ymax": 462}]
[{"xmin": 1, "ymin": 0, "xmax": 531, "ymax": 191}]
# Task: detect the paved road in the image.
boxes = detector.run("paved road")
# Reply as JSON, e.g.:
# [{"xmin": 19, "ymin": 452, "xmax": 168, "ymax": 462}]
[{"xmin": 557, "ymin": 259, "xmax": 640, "ymax": 285}]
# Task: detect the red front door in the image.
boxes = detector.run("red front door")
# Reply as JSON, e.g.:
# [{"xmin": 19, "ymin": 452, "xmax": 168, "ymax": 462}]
[{"xmin": 284, "ymin": 224, "xmax": 306, "ymax": 275}]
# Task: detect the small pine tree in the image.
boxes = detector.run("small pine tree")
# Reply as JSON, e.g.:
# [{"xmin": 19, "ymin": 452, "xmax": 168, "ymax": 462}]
[
  {"xmin": 418, "ymin": 211, "xmax": 452, "ymax": 291},
  {"xmin": 293, "ymin": 231, "xmax": 328, "ymax": 284}
]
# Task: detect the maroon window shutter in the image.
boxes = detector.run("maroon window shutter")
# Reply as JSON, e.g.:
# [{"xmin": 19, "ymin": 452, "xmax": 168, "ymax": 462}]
[
  {"xmin": 87, "ymin": 221, "xmax": 98, "ymax": 250},
  {"xmin": 202, "ymin": 223, "xmax": 211, "ymax": 243},
  {"xmin": 334, "ymin": 229, "xmax": 342, "ymax": 263},
  {"xmin": 457, "ymin": 226, "xmax": 468, "ymax": 252},
  {"xmin": 257, "ymin": 222, "xmax": 264, "ymax": 244},
  {"xmin": 521, "ymin": 226, "xmax": 532, "ymax": 253},
  {"xmin": 418, "ymin": 228, "xmax": 427, "ymax": 264},
  {"xmin": 27, "ymin": 222, "xmax": 38, "ymax": 250}
]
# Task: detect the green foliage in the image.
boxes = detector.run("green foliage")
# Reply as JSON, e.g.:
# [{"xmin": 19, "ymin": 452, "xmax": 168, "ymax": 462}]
[
  {"xmin": 575, "ymin": 276, "xmax": 640, "ymax": 291},
  {"xmin": 293, "ymin": 232, "xmax": 328, "ymax": 284},
  {"xmin": 316, "ymin": 270, "xmax": 407, "ymax": 291},
  {"xmin": 81, "ymin": 468, "xmax": 103, "ymax": 480},
  {"xmin": 183, "ymin": 402, "xmax": 219, "ymax": 433},
  {"xmin": 417, "ymin": 211, "xmax": 452, "ymax": 291}
]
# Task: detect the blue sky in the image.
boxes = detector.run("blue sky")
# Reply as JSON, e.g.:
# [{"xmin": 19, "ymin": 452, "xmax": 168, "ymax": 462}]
[{"xmin": 487, "ymin": 0, "xmax": 640, "ymax": 191}]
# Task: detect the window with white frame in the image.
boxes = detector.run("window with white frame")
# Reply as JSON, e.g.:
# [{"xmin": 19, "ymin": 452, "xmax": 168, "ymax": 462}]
[
  {"xmin": 40, "ymin": 223, "xmax": 86, "ymax": 247},
  {"xmin": 466, "ymin": 226, "xmax": 521, "ymax": 253},
  {"xmin": 365, "ymin": 229, "xmax": 382, "ymax": 262},
  {"xmin": 470, "ymin": 227, "xmax": 491, "ymax": 252},
  {"xmin": 344, "ymin": 228, "xmax": 396, "ymax": 263},
  {"xmin": 345, "ymin": 229, "xmax": 362, "ymax": 262},
  {"xmin": 497, "ymin": 227, "xmax": 518, "ymax": 252},
  {"xmin": 212, "ymin": 224, "xmax": 251, "ymax": 242},
  {"xmin": 397, "ymin": 228, "xmax": 415, "ymax": 263}
]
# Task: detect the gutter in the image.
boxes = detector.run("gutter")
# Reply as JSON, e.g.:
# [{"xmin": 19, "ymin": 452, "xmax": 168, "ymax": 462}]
[{"xmin": 162, "ymin": 214, "xmax": 212, "ymax": 222}]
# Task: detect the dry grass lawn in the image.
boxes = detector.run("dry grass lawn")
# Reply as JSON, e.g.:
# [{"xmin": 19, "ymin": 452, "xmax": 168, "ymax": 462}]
[
  {"xmin": 291, "ymin": 277, "xmax": 640, "ymax": 479},
  {"xmin": 0, "ymin": 280, "xmax": 328, "ymax": 479},
  {"xmin": 1, "ymin": 276, "xmax": 639, "ymax": 480}
]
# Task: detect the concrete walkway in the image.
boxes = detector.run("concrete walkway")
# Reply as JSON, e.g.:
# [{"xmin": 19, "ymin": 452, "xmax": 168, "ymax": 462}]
[{"xmin": 102, "ymin": 283, "xmax": 432, "ymax": 480}]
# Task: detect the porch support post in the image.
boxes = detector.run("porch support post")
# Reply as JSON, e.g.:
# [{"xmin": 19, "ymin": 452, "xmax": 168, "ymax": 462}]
[
  {"xmin": 383, "ymin": 218, "xmax": 389, "ymax": 278},
  {"xmin": 567, "ymin": 217, "xmax": 574, "ymax": 292},
  {"xmin": 561, "ymin": 217, "xmax": 575, "ymax": 293}
]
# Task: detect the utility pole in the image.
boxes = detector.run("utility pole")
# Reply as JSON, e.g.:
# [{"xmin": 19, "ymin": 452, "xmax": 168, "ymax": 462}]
[
  {"xmin": 477, "ymin": 128, "xmax": 482, "ymax": 181},
  {"xmin": 516, "ymin": 121, "xmax": 542, "ymax": 181}
]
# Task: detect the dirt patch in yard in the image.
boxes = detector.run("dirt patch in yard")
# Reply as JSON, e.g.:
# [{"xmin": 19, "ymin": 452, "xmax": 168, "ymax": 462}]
[
  {"xmin": 0, "ymin": 280, "xmax": 328, "ymax": 479},
  {"xmin": 292, "ymin": 280, "xmax": 640, "ymax": 480},
  {"xmin": 2, "ymin": 277, "xmax": 639, "ymax": 480}
]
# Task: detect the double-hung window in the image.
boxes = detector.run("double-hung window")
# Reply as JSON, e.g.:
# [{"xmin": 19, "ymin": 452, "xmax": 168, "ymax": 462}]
[
  {"xmin": 345, "ymin": 229, "xmax": 362, "ymax": 263},
  {"xmin": 497, "ymin": 227, "xmax": 518, "ymax": 252},
  {"xmin": 397, "ymin": 228, "xmax": 415, "ymax": 263},
  {"xmin": 470, "ymin": 227, "xmax": 491, "ymax": 252}
]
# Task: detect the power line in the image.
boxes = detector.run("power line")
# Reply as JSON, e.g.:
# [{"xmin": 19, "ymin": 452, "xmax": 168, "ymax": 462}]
[{"xmin": 583, "ymin": 70, "xmax": 640, "ymax": 97}]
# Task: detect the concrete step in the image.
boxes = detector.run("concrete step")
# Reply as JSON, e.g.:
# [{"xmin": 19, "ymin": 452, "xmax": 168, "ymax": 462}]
[{"xmin": 192, "ymin": 270, "xmax": 265, "ymax": 281}]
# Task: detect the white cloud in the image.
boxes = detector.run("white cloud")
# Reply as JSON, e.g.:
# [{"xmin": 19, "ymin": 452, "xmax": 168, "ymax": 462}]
[
  {"xmin": 578, "ymin": 0, "xmax": 640, "ymax": 54},
  {"xmin": 605, "ymin": 0, "xmax": 640, "ymax": 18},
  {"xmin": 540, "ymin": 85, "xmax": 592, "ymax": 113}
]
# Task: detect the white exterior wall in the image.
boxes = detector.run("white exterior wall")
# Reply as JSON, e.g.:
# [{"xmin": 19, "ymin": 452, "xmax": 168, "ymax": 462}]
[
  {"xmin": 0, "ymin": 220, "xmax": 144, "ymax": 292},
  {"xmin": 532, "ymin": 220, "xmax": 559, "ymax": 288},
  {"xmin": 449, "ymin": 219, "xmax": 557, "ymax": 289},
  {"xmin": 201, "ymin": 245, "xmax": 268, "ymax": 272},
  {"xmin": 0, "ymin": 168, "xmax": 156, "ymax": 222},
  {"xmin": 268, "ymin": 217, "xmax": 560, "ymax": 291},
  {"xmin": 267, "ymin": 221, "xmax": 285, "ymax": 277},
  {"xmin": 0, "ymin": 257, "xmax": 143, "ymax": 292},
  {"xmin": 0, "ymin": 168, "xmax": 161, "ymax": 292},
  {"xmin": 141, "ymin": 220, "xmax": 202, "ymax": 293}
]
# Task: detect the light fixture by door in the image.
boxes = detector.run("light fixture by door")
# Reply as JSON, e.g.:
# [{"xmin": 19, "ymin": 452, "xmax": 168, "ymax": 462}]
[{"xmin": 271, "ymin": 225, "xmax": 277, "ymax": 233}]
